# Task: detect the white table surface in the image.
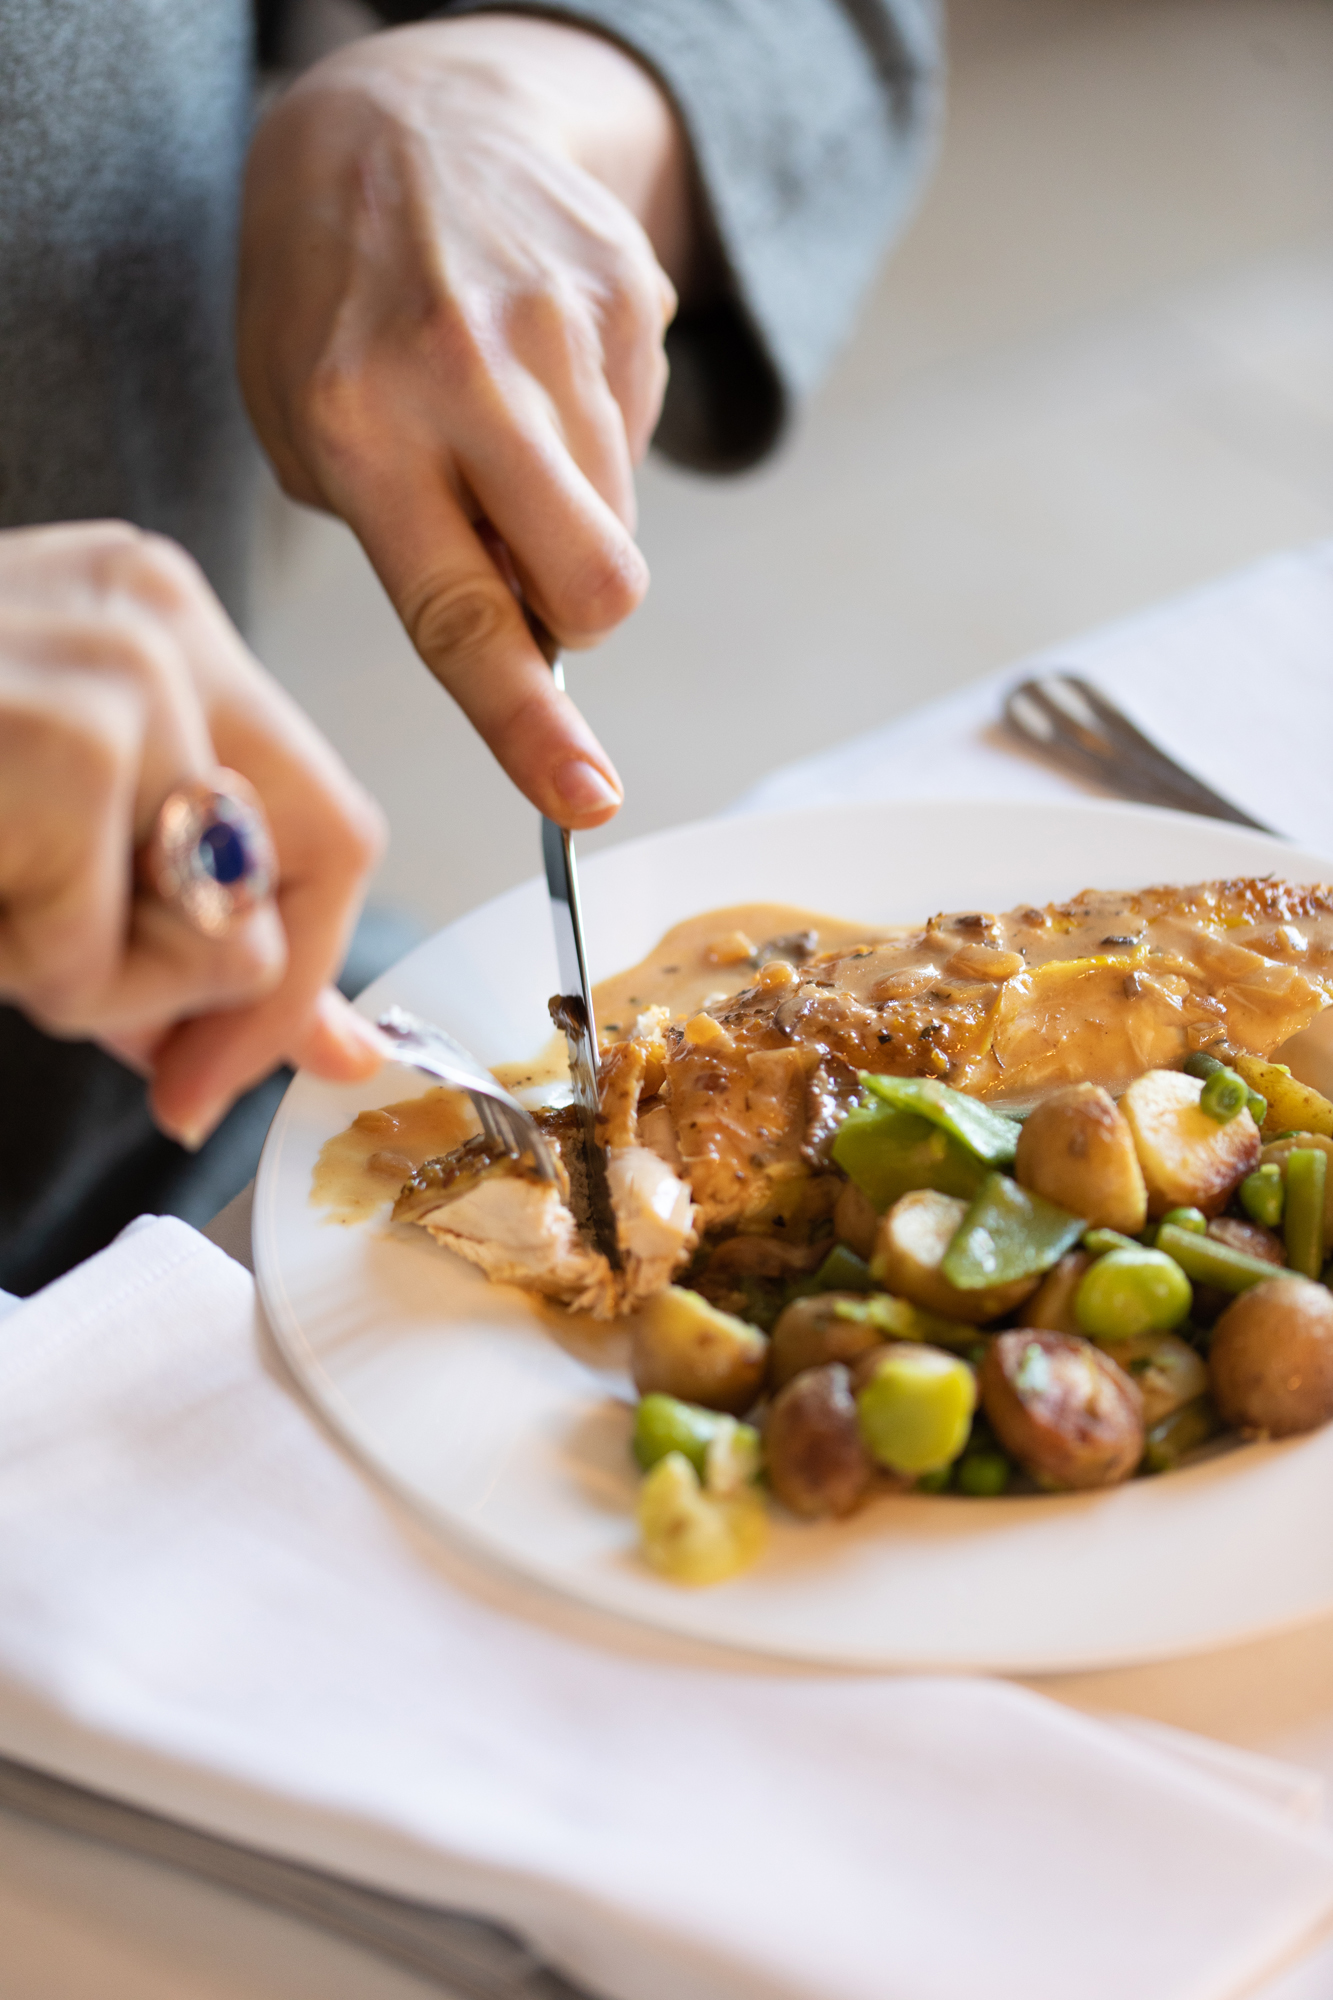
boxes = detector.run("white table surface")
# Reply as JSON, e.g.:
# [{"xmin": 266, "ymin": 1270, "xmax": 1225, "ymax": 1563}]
[{"xmin": 9, "ymin": 542, "xmax": 1333, "ymax": 1999}]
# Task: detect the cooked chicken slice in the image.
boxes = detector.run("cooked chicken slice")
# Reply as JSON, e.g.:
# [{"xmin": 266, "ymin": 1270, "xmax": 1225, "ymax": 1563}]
[
  {"xmin": 395, "ymin": 1136, "xmax": 617, "ymax": 1316},
  {"xmin": 628, "ymin": 879, "xmax": 1333, "ymax": 1234},
  {"xmin": 606, "ymin": 1144, "xmax": 697, "ymax": 1304}
]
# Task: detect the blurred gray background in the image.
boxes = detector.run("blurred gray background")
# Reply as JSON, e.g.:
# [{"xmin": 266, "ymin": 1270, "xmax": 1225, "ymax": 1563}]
[{"xmin": 254, "ymin": 0, "xmax": 1333, "ymax": 936}]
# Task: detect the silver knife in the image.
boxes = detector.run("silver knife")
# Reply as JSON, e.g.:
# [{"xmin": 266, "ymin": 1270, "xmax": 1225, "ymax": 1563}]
[{"xmin": 526, "ymin": 614, "xmax": 620, "ymax": 1264}]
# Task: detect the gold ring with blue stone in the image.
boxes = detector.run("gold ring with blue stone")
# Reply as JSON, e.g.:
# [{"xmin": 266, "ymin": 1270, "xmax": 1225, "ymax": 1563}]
[{"xmin": 138, "ymin": 769, "xmax": 277, "ymax": 939}]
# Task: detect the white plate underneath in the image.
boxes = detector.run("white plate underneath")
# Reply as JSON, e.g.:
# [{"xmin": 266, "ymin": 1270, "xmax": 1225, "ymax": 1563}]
[{"xmin": 256, "ymin": 798, "xmax": 1333, "ymax": 1673}]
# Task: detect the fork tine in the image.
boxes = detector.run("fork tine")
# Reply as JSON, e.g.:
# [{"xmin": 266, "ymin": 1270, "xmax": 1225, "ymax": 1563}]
[{"xmin": 375, "ymin": 1006, "xmax": 562, "ymax": 1184}]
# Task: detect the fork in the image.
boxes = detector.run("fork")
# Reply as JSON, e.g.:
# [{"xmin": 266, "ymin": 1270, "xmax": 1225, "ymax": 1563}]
[
  {"xmin": 375, "ymin": 1005, "xmax": 561, "ymax": 1185},
  {"xmin": 1003, "ymin": 672, "xmax": 1275, "ymax": 832}
]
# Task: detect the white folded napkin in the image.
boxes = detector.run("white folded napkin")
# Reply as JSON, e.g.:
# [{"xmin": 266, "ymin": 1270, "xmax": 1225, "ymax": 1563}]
[
  {"xmin": 2, "ymin": 1216, "xmax": 1333, "ymax": 2000},
  {"xmin": 735, "ymin": 539, "xmax": 1333, "ymax": 852}
]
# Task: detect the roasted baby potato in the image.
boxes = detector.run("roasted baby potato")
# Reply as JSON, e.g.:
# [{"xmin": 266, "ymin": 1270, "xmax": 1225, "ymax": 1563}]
[
  {"xmin": 631, "ymin": 1287, "xmax": 768, "ymax": 1414},
  {"xmin": 1095, "ymin": 1329, "xmax": 1208, "ymax": 1428},
  {"xmin": 871, "ymin": 1188, "xmax": 1040, "ymax": 1324},
  {"xmin": 764, "ymin": 1363, "xmax": 878, "ymax": 1518},
  {"xmin": 769, "ymin": 1293, "xmax": 885, "ymax": 1391},
  {"xmin": 1207, "ymin": 1216, "xmax": 1285, "ymax": 1266},
  {"xmin": 1014, "ymin": 1084, "xmax": 1147, "ymax": 1234},
  {"xmin": 1209, "ymin": 1277, "xmax": 1333, "ymax": 1437},
  {"xmin": 1025, "ymin": 1251, "xmax": 1093, "ymax": 1335},
  {"xmin": 980, "ymin": 1328, "xmax": 1144, "ymax": 1489},
  {"xmin": 1120, "ymin": 1069, "xmax": 1260, "ymax": 1217},
  {"xmin": 834, "ymin": 1177, "xmax": 880, "ymax": 1258}
]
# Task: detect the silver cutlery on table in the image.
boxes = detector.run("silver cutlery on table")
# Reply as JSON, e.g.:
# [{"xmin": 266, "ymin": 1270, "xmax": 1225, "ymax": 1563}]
[
  {"xmin": 1003, "ymin": 672, "xmax": 1275, "ymax": 832},
  {"xmin": 375, "ymin": 1006, "xmax": 562, "ymax": 1185}
]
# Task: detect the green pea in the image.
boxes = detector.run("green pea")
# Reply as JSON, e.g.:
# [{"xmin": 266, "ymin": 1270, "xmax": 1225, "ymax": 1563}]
[
  {"xmin": 915, "ymin": 1465, "xmax": 952, "ymax": 1493},
  {"xmin": 1240, "ymin": 1163, "xmax": 1285, "ymax": 1230},
  {"xmin": 1159, "ymin": 1207, "xmax": 1208, "ymax": 1235},
  {"xmin": 1075, "ymin": 1247, "xmax": 1192, "ymax": 1340},
  {"xmin": 954, "ymin": 1450, "xmax": 1011, "ymax": 1497},
  {"xmin": 1200, "ymin": 1067, "xmax": 1249, "ymax": 1123},
  {"xmin": 856, "ymin": 1347, "xmax": 976, "ymax": 1476}
]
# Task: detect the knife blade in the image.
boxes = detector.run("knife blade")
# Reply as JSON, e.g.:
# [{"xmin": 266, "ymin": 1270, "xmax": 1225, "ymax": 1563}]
[{"xmin": 527, "ymin": 615, "xmax": 620, "ymax": 1265}]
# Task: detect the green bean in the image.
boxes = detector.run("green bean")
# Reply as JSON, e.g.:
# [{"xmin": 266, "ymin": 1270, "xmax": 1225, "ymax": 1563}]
[
  {"xmin": 1240, "ymin": 1162, "xmax": 1285, "ymax": 1230},
  {"xmin": 1200, "ymin": 1067, "xmax": 1249, "ymax": 1123},
  {"xmin": 954, "ymin": 1450, "xmax": 1012, "ymax": 1497},
  {"xmin": 1075, "ymin": 1248, "xmax": 1192, "ymax": 1340},
  {"xmin": 1184, "ymin": 1053, "xmax": 1227, "ymax": 1081},
  {"xmin": 1156, "ymin": 1222, "xmax": 1298, "ymax": 1294},
  {"xmin": 1246, "ymin": 1088, "xmax": 1268, "ymax": 1127},
  {"xmin": 856, "ymin": 1347, "xmax": 976, "ymax": 1476},
  {"xmin": 1159, "ymin": 1207, "xmax": 1208, "ymax": 1236},
  {"xmin": 1284, "ymin": 1147, "xmax": 1327, "ymax": 1279},
  {"xmin": 1141, "ymin": 1396, "xmax": 1219, "ymax": 1475}
]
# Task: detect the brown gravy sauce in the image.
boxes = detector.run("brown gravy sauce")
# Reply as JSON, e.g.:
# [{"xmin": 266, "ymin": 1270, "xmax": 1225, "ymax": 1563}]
[
  {"xmin": 312, "ymin": 902, "xmax": 872, "ymax": 1222},
  {"xmin": 311, "ymin": 1086, "xmax": 478, "ymax": 1222},
  {"xmin": 591, "ymin": 901, "xmax": 889, "ymax": 1031}
]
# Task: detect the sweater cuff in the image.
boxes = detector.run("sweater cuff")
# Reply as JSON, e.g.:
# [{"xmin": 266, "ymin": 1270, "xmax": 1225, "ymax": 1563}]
[{"xmin": 373, "ymin": 0, "xmax": 943, "ymax": 470}]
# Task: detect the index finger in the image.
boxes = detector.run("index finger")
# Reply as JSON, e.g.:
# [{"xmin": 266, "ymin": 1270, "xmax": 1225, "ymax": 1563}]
[{"xmin": 335, "ymin": 454, "xmax": 624, "ymax": 830}]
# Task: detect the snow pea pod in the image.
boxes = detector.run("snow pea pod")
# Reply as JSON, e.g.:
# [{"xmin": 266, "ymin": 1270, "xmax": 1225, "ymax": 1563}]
[
  {"xmin": 858, "ymin": 1073, "xmax": 1022, "ymax": 1164},
  {"xmin": 830, "ymin": 1101, "xmax": 988, "ymax": 1212},
  {"xmin": 942, "ymin": 1171, "xmax": 1086, "ymax": 1290}
]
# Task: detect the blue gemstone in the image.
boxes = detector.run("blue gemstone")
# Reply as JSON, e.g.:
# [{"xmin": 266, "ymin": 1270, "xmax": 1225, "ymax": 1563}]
[{"xmin": 198, "ymin": 819, "xmax": 249, "ymax": 886}]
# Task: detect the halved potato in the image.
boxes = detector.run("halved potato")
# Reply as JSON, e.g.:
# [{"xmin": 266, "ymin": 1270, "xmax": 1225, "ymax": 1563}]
[
  {"xmin": 871, "ymin": 1188, "xmax": 1040, "ymax": 1324},
  {"xmin": 980, "ymin": 1328, "xmax": 1144, "ymax": 1489},
  {"xmin": 834, "ymin": 1177, "xmax": 880, "ymax": 1257},
  {"xmin": 631, "ymin": 1287, "xmax": 768, "ymax": 1413},
  {"xmin": 1119, "ymin": 1069, "xmax": 1260, "ymax": 1217},
  {"xmin": 769, "ymin": 1292, "xmax": 886, "ymax": 1390},
  {"xmin": 1014, "ymin": 1084, "xmax": 1147, "ymax": 1233},
  {"xmin": 1092, "ymin": 1328, "xmax": 1208, "ymax": 1428},
  {"xmin": 1025, "ymin": 1250, "xmax": 1093, "ymax": 1336}
]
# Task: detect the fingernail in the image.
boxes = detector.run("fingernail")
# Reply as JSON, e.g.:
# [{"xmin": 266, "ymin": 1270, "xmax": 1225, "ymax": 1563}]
[
  {"xmin": 170, "ymin": 1118, "xmax": 209, "ymax": 1155},
  {"xmin": 553, "ymin": 759, "xmax": 622, "ymax": 815}
]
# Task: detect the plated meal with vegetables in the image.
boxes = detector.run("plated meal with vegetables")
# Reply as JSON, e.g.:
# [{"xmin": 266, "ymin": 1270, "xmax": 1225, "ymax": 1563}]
[{"xmin": 316, "ymin": 874, "xmax": 1333, "ymax": 1589}]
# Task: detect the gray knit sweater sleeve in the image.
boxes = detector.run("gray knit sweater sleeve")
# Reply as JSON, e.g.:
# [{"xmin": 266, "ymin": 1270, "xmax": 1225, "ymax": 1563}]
[{"xmin": 383, "ymin": 1, "xmax": 944, "ymax": 470}]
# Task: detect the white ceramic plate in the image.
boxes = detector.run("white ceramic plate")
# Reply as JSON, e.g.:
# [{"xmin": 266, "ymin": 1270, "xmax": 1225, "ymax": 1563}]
[{"xmin": 255, "ymin": 798, "xmax": 1333, "ymax": 1673}]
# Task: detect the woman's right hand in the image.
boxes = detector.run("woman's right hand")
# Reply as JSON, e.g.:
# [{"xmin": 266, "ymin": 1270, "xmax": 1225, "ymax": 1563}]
[{"xmin": 0, "ymin": 520, "xmax": 388, "ymax": 1147}]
